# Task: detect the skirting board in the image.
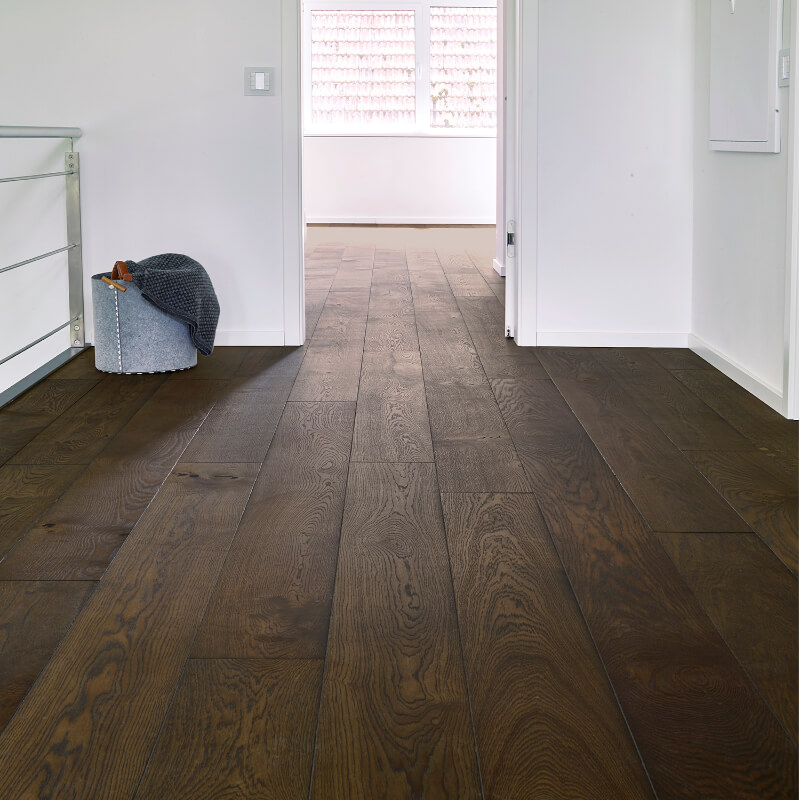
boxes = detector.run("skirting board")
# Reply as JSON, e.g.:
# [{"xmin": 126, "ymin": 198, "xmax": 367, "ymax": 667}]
[
  {"xmin": 689, "ymin": 334, "xmax": 785, "ymax": 415},
  {"xmin": 305, "ymin": 216, "xmax": 495, "ymax": 225},
  {"xmin": 535, "ymin": 331, "xmax": 689, "ymax": 348},
  {"xmin": 214, "ymin": 330, "xmax": 286, "ymax": 346},
  {"xmin": 492, "ymin": 258, "xmax": 506, "ymax": 277}
]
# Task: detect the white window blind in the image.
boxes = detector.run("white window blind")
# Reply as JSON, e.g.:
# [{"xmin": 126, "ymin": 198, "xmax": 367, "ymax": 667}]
[
  {"xmin": 310, "ymin": 11, "xmax": 417, "ymax": 126},
  {"xmin": 304, "ymin": 1, "xmax": 497, "ymax": 135},
  {"xmin": 430, "ymin": 7, "xmax": 496, "ymax": 129}
]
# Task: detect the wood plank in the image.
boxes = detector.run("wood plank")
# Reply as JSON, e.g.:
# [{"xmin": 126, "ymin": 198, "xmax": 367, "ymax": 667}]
[
  {"xmin": 537, "ymin": 348, "xmax": 750, "ymax": 532},
  {"xmin": 46, "ymin": 349, "xmax": 101, "ymax": 379},
  {"xmin": 310, "ymin": 463, "xmax": 481, "ymax": 800},
  {"xmin": 305, "ymin": 274, "xmax": 335, "ymax": 292},
  {"xmin": 437, "ymin": 251, "xmax": 494, "ymax": 296},
  {"xmin": 0, "ymin": 379, "xmax": 99, "ymax": 465},
  {"xmin": 466, "ymin": 251, "xmax": 504, "ymax": 286},
  {"xmin": 289, "ymin": 343, "xmax": 364, "ymax": 402},
  {"xmin": 656, "ymin": 531, "xmax": 798, "ymax": 743},
  {"xmin": 0, "ymin": 581, "xmax": 94, "ymax": 732},
  {"xmin": 134, "ymin": 659, "xmax": 323, "ymax": 800},
  {"xmin": 364, "ymin": 315, "xmax": 419, "ymax": 353},
  {"xmin": 352, "ymin": 351, "xmax": 434, "ymax": 463},
  {"xmin": 329, "ymin": 268, "xmax": 373, "ymax": 292},
  {"xmin": 193, "ymin": 402, "xmax": 355, "ymax": 659},
  {"xmin": 442, "ymin": 493, "xmax": 655, "ymax": 799},
  {"xmin": 230, "ymin": 346, "xmax": 305, "ymax": 397},
  {"xmin": 0, "ymin": 464, "xmax": 84, "ymax": 558},
  {"xmin": 457, "ymin": 296, "xmax": 547, "ymax": 381},
  {"xmin": 426, "ymin": 380, "xmax": 530, "ymax": 492},
  {"xmin": 306, "ymin": 290, "xmax": 329, "ymax": 341},
  {"xmin": 673, "ymin": 368, "xmax": 799, "ymax": 480},
  {"xmin": 415, "ymin": 311, "xmax": 485, "ymax": 385},
  {"xmin": 170, "ymin": 346, "xmax": 248, "ymax": 380},
  {"xmin": 9, "ymin": 374, "xmax": 164, "ymax": 465},
  {"xmin": 309, "ymin": 290, "xmax": 370, "ymax": 345},
  {"xmin": 0, "ymin": 463, "xmax": 259, "ymax": 800},
  {"xmin": 493, "ymin": 376, "xmax": 797, "ymax": 799},
  {"xmin": 593, "ymin": 348, "xmax": 753, "ymax": 451},
  {"xmin": 181, "ymin": 392, "xmax": 285, "ymax": 462},
  {"xmin": 683, "ymin": 449, "xmax": 799, "ymax": 574},
  {"xmin": 649, "ymin": 348, "xmax": 712, "ymax": 370},
  {"xmin": 0, "ymin": 380, "xmax": 224, "ymax": 580}
]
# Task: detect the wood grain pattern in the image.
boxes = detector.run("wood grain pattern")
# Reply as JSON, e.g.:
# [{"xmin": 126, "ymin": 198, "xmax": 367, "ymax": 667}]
[
  {"xmin": 437, "ymin": 250, "xmax": 494, "ymax": 297},
  {"xmin": 364, "ymin": 315, "xmax": 419, "ymax": 353},
  {"xmin": 648, "ymin": 348, "xmax": 712, "ymax": 371},
  {"xmin": 289, "ymin": 343, "xmax": 364, "ymax": 402},
  {"xmin": 291, "ymin": 290, "xmax": 369, "ymax": 401},
  {"xmin": 415, "ymin": 311, "xmax": 485, "ymax": 385},
  {"xmin": 170, "ymin": 346, "xmax": 248, "ymax": 380},
  {"xmin": 682, "ymin": 449, "xmax": 799, "ymax": 574},
  {"xmin": 310, "ymin": 462, "xmax": 481, "ymax": 800},
  {"xmin": 673, "ymin": 368, "xmax": 799, "ymax": 481},
  {"xmin": 426, "ymin": 380, "xmax": 530, "ymax": 492},
  {"xmin": 230, "ymin": 346, "xmax": 305, "ymax": 397},
  {"xmin": 456, "ymin": 296, "xmax": 547, "ymax": 381},
  {"xmin": 593, "ymin": 348, "xmax": 753, "ymax": 451},
  {"xmin": 494, "ymin": 376, "xmax": 797, "ymax": 799},
  {"xmin": 0, "ymin": 379, "xmax": 99, "ymax": 464},
  {"xmin": 305, "ymin": 290, "xmax": 329, "ymax": 341},
  {"xmin": 656, "ymin": 531, "xmax": 798, "ymax": 743},
  {"xmin": 193, "ymin": 402, "xmax": 355, "ymax": 659},
  {"xmin": 442, "ymin": 493, "xmax": 655, "ymax": 799},
  {"xmin": 0, "ymin": 581, "xmax": 94, "ymax": 731},
  {"xmin": 181, "ymin": 391, "xmax": 285, "ymax": 462},
  {"xmin": 0, "ymin": 380, "xmax": 223, "ymax": 580},
  {"xmin": 134, "ymin": 659, "xmax": 323, "ymax": 800},
  {"xmin": 352, "ymin": 351, "xmax": 434, "ymax": 462},
  {"xmin": 0, "ymin": 464, "xmax": 83, "ymax": 558},
  {"xmin": 0, "ymin": 463, "xmax": 258, "ymax": 800},
  {"xmin": 537, "ymin": 348, "xmax": 750, "ymax": 532},
  {"xmin": 10, "ymin": 374, "xmax": 163, "ymax": 465}
]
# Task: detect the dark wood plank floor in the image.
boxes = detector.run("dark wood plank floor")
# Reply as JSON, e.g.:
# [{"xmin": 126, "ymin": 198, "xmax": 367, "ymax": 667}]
[{"xmin": 0, "ymin": 244, "xmax": 796, "ymax": 799}]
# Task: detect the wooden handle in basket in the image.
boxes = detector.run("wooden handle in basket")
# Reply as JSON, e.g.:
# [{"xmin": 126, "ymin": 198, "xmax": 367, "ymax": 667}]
[{"xmin": 112, "ymin": 260, "xmax": 133, "ymax": 282}]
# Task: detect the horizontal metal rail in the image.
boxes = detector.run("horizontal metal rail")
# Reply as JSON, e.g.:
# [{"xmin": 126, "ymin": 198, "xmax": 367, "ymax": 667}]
[
  {"xmin": 0, "ymin": 169, "xmax": 73, "ymax": 184},
  {"xmin": 0, "ymin": 244, "xmax": 78, "ymax": 275},
  {"xmin": 0, "ymin": 316, "xmax": 80, "ymax": 368},
  {"xmin": 0, "ymin": 126, "xmax": 82, "ymax": 139}
]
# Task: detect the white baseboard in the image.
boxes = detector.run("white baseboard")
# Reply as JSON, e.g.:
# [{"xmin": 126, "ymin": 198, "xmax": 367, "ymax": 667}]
[
  {"xmin": 536, "ymin": 331, "xmax": 690, "ymax": 348},
  {"xmin": 492, "ymin": 258, "xmax": 506, "ymax": 277},
  {"xmin": 214, "ymin": 330, "xmax": 286, "ymax": 346},
  {"xmin": 305, "ymin": 216, "xmax": 495, "ymax": 225},
  {"xmin": 688, "ymin": 334, "xmax": 785, "ymax": 414}
]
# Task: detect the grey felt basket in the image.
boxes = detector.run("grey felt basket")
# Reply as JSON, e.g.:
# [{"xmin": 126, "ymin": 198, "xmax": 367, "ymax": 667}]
[{"xmin": 91, "ymin": 269, "xmax": 197, "ymax": 374}]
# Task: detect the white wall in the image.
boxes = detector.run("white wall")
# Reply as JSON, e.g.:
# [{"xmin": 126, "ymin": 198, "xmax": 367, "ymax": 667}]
[
  {"xmin": 303, "ymin": 136, "xmax": 495, "ymax": 223},
  {"xmin": 523, "ymin": 0, "xmax": 695, "ymax": 347},
  {"xmin": 691, "ymin": 0, "xmax": 796, "ymax": 413},
  {"xmin": 0, "ymin": 0, "xmax": 293, "ymax": 395}
]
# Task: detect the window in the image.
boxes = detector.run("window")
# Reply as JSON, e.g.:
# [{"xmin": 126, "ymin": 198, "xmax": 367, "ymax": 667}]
[{"xmin": 303, "ymin": 0, "xmax": 497, "ymax": 135}]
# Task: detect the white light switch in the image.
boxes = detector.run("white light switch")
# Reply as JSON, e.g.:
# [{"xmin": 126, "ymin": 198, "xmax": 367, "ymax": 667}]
[{"xmin": 244, "ymin": 67, "xmax": 275, "ymax": 96}]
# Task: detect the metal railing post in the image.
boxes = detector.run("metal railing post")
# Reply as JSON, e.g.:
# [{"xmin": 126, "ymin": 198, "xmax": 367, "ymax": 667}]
[{"xmin": 65, "ymin": 151, "xmax": 84, "ymax": 348}]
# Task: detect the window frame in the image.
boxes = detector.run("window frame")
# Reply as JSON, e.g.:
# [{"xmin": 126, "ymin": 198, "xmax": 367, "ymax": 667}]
[{"xmin": 302, "ymin": 0, "xmax": 498, "ymax": 137}]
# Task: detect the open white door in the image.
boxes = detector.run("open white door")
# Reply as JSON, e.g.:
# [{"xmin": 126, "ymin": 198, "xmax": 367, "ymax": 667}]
[{"xmin": 499, "ymin": 0, "xmax": 537, "ymax": 346}]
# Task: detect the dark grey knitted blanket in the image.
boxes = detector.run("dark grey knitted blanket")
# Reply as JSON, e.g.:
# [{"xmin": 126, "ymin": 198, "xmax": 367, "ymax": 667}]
[{"xmin": 125, "ymin": 254, "xmax": 219, "ymax": 356}]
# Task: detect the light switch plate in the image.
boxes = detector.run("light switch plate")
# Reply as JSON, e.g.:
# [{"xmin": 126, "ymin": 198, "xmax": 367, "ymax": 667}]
[{"xmin": 244, "ymin": 67, "xmax": 276, "ymax": 96}]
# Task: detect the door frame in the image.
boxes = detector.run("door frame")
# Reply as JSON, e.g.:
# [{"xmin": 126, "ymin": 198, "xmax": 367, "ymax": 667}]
[
  {"xmin": 501, "ymin": 0, "xmax": 537, "ymax": 346},
  {"xmin": 281, "ymin": 0, "xmax": 533, "ymax": 347}
]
